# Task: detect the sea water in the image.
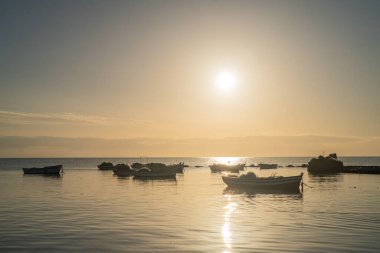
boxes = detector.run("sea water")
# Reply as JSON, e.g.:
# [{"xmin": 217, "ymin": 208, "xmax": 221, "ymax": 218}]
[{"xmin": 0, "ymin": 157, "xmax": 379, "ymax": 252}]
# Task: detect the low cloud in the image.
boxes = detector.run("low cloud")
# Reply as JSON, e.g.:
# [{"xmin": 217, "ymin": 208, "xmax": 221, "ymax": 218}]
[
  {"xmin": 0, "ymin": 135, "xmax": 377, "ymax": 157},
  {"xmin": 0, "ymin": 110, "xmax": 112, "ymax": 125}
]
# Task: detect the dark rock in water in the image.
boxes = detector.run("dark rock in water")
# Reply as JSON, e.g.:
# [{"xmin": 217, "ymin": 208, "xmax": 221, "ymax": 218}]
[
  {"xmin": 307, "ymin": 153, "xmax": 343, "ymax": 173},
  {"xmin": 300, "ymin": 164, "xmax": 308, "ymax": 168},
  {"xmin": 286, "ymin": 164, "xmax": 295, "ymax": 168}
]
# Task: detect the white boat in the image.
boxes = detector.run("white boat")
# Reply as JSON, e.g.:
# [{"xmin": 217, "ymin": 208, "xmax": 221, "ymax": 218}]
[{"xmin": 222, "ymin": 172, "xmax": 303, "ymax": 191}]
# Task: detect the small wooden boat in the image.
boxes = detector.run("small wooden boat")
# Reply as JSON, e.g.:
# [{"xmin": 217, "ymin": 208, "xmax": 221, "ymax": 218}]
[
  {"xmin": 209, "ymin": 164, "xmax": 245, "ymax": 173},
  {"xmin": 113, "ymin": 164, "xmax": 132, "ymax": 177},
  {"xmin": 132, "ymin": 168, "xmax": 177, "ymax": 179},
  {"xmin": 259, "ymin": 163, "xmax": 278, "ymax": 169},
  {"xmin": 98, "ymin": 162, "xmax": 114, "ymax": 170},
  {"xmin": 132, "ymin": 162, "xmax": 185, "ymax": 174},
  {"xmin": 131, "ymin": 162, "xmax": 144, "ymax": 169},
  {"xmin": 23, "ymin": 165, "xmax": 62, "ymax": 175},
  {"xmin": 168, "ymin": 162, "xmax": 185, "ymax": 173},
  {"xmin": 222, "ymin": 172, "xmax": 303, "ymax": 191}
]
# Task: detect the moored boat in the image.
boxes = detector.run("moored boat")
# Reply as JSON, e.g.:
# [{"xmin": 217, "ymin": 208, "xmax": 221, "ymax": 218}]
[
  {"xmin": 222, "ymin": 172, "xmax": 303, "ymax": 191},
  {"xmin": 113, "ymin": 164, "xmax": 132, "ymax": 177},
  {"xmin": 23, "ymin": 165, "xmax": 62, "ymax": 175},
  {"xmin": 209, "ymin": 163, "xmax": 245, "ymax": 173},
  {"xmin": 131, "ymin": 162, "xmax": 144, "ymax": 169},
  {"xmin": 98, "ymin": 162, "xmax": 114, "ymax": 170},
  {"xmin": 132, "ymin": 167, "xmax": 177, "ymax": 179},
  {"xmin": 168, "ymin": 162, "xmax": 185, "ymax": 173},
  {"xmin": 132, "ymin": 162, "xmax": 184, "ymax": 174}
]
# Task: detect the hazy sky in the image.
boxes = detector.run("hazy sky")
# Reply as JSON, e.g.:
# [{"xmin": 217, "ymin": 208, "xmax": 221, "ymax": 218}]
[{"xmin": 1, "ymin": 0, "xmax": 380, "ymax": 156}]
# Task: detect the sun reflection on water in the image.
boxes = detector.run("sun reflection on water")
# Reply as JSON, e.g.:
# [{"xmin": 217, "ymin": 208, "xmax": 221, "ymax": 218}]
[
  {"xmin": 222, "ymin": 195, "xmax": 237, "ymax": 252},
  {"xmin": 212, "ymin": 157, "xmax": 242, "ymax": 165}
]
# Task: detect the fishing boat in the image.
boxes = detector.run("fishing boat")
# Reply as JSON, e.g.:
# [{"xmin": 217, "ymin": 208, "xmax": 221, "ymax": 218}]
[
  {"xmin": 222, "ymin": 172, "xmax": 303, "ymax": 191},
  {"xmin": 113, "ymin": 164, "xmax": 132, "ymax": 177},
  {"xmin": 132, "ymin": 167, "xmax": 177, "ymax": 179},
  {"xmin": 131, "ymin": 162, "xmax": 185, "ymax": 174},
  {"xmin": 98, "ymin": 162, "xmax": 114, "ymax": 170},
  {"xmin": 23, "ymin": 165, "xmax": 62, "ymax": 175},
  {"xmin": 168, "ymin": 162, "xmax": 185, "ymax": 173},
  {"xmin": 209, "ymin": 163, "xmax": 245, "ymax": 173}
]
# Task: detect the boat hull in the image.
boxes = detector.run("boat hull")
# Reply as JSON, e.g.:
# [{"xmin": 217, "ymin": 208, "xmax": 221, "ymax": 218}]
[
  {"xmin": 210, "ymin": 164, "xmax": 245, "ymax": 173},
  {"xmin": 113, "ymin": 169, "xmax": 133, "ymax": 177},
  {"xmin": 98, "ymin": 166, "xmax": 114, "ymax": 170},
  {"xmin": 132, "ymin": 170, "xmax": 176, "ymax": 179},
  {"xmin": 168, "ymin": 164, "xmax": 185, "ymax": 173},
  {"xmin": 23, "ymin": 165, "xmax": 62, "ymax": 175},
  {"xmin": 222, "ymin": 173, "xmax": 303, "ymax": 191}
]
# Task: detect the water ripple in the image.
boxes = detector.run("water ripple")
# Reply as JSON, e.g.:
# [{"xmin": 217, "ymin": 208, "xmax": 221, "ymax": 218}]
[{"xmin": 1, "ymin": 159, "xmax": 380, "ymax": 252}]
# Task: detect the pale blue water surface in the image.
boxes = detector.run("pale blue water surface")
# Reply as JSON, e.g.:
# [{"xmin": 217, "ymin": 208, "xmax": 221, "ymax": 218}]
[{"xmin": 0, "ymin": 157, "xmax": 379, "ymax": 252}]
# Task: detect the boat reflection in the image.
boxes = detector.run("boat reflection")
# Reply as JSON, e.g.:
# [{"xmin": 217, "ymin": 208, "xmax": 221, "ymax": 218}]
[
  {"xmin": 307, "ymin": 172, "xmax": 343, "ymax": 183},
  {"xmin": 132, "ymin": 177, "xmax": 177, "ymax": 186},
  {"xmin": 223, "ymin": 186, "xmax": 303, "ymax": 198},
  {"xmin": 222, "ymin": 195, "xmax": 236, "ymax": 252},
  {"xmin": 132, "ymin": 177, "xmax": 177, "ymax": 181},
  {"xmin": 23, "ymin": 174, "xmax": 62, "ymax": 179}
]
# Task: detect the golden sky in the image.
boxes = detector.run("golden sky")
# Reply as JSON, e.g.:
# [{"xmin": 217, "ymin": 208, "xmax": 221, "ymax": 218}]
[{"xmin": 0, "ymin": 1, "xmax": 380, "ymax": 156}]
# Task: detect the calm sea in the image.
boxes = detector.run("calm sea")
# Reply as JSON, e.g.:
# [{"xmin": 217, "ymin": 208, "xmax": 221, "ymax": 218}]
[{"xmin": 0, "ymin": 157, "xmax": 379, "ymax": 253}]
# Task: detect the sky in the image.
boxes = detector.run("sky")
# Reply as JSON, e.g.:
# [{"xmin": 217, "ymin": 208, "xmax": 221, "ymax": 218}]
[{"xmin": 0, "ymin": 0, "xmax": 380, "ymax": 157}]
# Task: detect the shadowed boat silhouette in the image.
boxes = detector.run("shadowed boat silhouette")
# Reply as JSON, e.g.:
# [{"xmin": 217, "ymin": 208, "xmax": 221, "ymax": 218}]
[
  {"xmin": 209, "ymin": 163, "xmax": 245, "ymax": 173},
  {"xmin": 131, "ymin": 162, "xmax": 185, "ymax": 173},
  {"xmin": 97, "ymin": 162, "xmax": 114, "ymax": 170},
  {"xmin": 112, "ymin": 164, "xmax": 131, "ymax": 176},
  {"xmin": 23, "ymin": 165, "xmax": 63, "ymax": 175},
  {"xmin": 222, "ymin": 172, "xmax": 303, "ymax": 192},
  {"xmin": 113, "ymin": 163, "xmax": 177, "ymax": 179},
  {"xmin": 132, "ymin": 167, "xmax": 177, "ymax": 179}
]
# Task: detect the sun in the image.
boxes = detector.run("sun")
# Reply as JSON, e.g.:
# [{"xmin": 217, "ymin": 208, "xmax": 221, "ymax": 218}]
[{"xmin": 215, "ymin": 71, "xmax": 236, "ymax": 92}]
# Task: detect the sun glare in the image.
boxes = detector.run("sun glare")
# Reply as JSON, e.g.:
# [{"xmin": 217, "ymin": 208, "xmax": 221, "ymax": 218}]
[
  {"xmin": 212, "ymin": 157, "xmax": 241, "ymax": 165},
  {"xmin": 216, "ymin": 71, "xmax": 236, "ymax": 92}
]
